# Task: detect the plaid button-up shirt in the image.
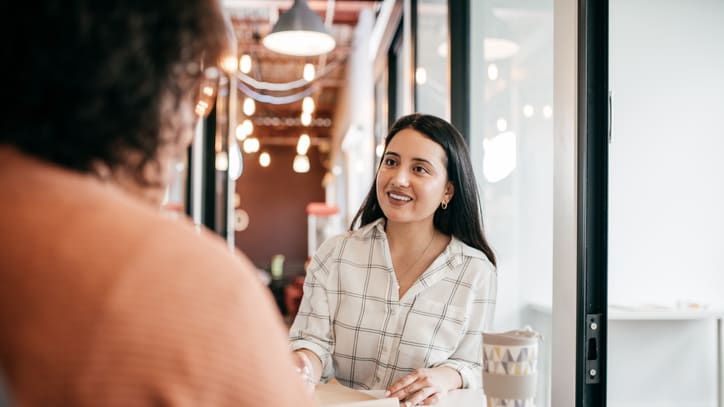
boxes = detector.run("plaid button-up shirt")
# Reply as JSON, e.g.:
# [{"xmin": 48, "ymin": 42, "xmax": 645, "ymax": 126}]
[{"xmin": 289, "ymin": 218, "xmax": 497, "ymax": 390}]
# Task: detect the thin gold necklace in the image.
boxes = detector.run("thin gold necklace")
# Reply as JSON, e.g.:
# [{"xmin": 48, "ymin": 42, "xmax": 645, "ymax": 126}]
[{"xmin": 396, "ymin": 232, "xmax": 436, "ymax": 277}]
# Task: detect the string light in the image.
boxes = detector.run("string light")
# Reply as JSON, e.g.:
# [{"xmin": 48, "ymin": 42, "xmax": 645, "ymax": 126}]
[
  {"xmin": 303, "ymin": 63, "xmax": 315, "ymax": 81},
  {"xmin": 243, "ymin": 137, "xmax": 260, "ymax": 153},
  {"xmin": 220, "ymin": 55, "xmax": 238, "ymax": 73},
  {"xmin": 243, "ymin": 97, "xmax": 256, "ymax": 116},
  {"xmin": 235, "ymin": 119, "xmax": 253, "ymax": 141},
  {"xmin": 301, "ymin": 111, "xmax": 312, "ymax": 126},
  {"xmin": 293, "ymin": 154, "xmax": 310, "ymax": 173},
  {"xmin": 259, "ymin": 152, "xmax": 271, "ymax": 167},
  {"xmin": 239, "ymin": 54, "xmax": 252, "ymax": 74},
  {"xmin": 302, "ymin": 96, "xmax": 315, "ymax": 113},
  {"xmin": 296, "ymin": 133, "xmax": 311, "ymax": 155}
]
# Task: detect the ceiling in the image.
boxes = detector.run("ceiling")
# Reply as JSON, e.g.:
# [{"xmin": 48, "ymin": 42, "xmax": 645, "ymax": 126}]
[{"xmin": 223, "ymin": 0, "xmax": 382, "ymax": 149}]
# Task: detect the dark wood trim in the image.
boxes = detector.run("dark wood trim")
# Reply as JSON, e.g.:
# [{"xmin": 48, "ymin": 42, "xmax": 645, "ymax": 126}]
[
  {"xmin": 576, "ymin": 0, "xmax": 608, "ymax": 405},
  {"xmin": 202, "ymin": 106, "xmax": 218, "ymax": 234},
  {"xmin": 388, "ymin": 23, "xmax": 404, "ymax": 123},
  {"xmin": 449, "ymin": 0, "xmax": 470, "ymax": 143},
  {"xmin": 184, "ymin": 145, "xmax": 192, "ymax": 217},
  {"xmin": 410, "ymin": 0, "xmax": 417, "ymax": 112}
]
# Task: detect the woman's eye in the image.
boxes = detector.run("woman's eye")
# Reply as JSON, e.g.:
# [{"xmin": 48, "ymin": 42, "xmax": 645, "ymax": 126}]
[
  {"xmin": 383, "ymin": 158, "xmax": 397, "ymax": 166},
  {"xmin": 414, "ymin": 166, "xmax": 429, "ymax": 174}
]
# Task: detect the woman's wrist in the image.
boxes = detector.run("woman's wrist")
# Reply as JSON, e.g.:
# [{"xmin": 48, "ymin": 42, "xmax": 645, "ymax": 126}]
[
  {"xmin": 293, "ymin": 349, "xmax": 322, "ymax": 387},
  {"xmin": 439, "ymin": 366, "xmax": 463, "ymax": 390},
  {"xmin": 296, "ymin": 351, "xmax": 318, "ymax": 385}
]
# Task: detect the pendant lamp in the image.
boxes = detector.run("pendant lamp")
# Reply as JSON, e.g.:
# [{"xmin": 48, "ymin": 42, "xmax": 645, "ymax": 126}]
[{"xmin": 262, "ymin": 0, "xmax": 336, "ymax": 56}]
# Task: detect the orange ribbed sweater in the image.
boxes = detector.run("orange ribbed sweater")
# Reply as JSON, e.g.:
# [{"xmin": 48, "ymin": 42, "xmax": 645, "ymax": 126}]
[{"xmin": 0, "ymin": 147, "xmax": 314, "ymax": 407}]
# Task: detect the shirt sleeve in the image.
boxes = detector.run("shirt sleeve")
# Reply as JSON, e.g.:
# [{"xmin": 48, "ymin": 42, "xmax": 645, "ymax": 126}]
[
  {"xmin": 288, "ymin": 235, "xmax": 340, "ymax": 382},
  {"xmin": 430, "ymin": 258, "xmax": 497, "ymax": 389}
]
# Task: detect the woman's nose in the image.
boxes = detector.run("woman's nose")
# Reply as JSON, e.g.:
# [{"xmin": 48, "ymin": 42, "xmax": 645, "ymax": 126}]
[{"xmin": 389, "ymin": 168, "xmax": 409, "ymax": 187}]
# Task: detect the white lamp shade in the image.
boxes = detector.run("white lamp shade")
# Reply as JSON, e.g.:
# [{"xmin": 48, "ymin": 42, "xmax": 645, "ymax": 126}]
[{"xmin": 262, "ymin": 0, "xmax": 336, "ymax": 56}]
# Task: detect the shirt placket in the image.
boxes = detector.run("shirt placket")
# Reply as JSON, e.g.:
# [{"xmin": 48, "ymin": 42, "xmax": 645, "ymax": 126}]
[{"xmin": 373, "ymin": 255, "xmax": 403, "ymax": 388}]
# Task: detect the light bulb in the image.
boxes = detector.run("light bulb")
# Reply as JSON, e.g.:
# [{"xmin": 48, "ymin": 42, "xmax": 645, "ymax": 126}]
[
  {"xmin": 243, "ymin": 97, "xmax": 256, "ymax": 116},
  {"xmin": 488, "ymin": 64, "xmax": 499, "ymax": 81},
  {"xmin": 259, "ymin": 152, "xmax": 271, "ymax": 167},
  {"xmin": 496, "ymin": 118, "xmax": 508, "ymax": 132},
  {"xmin": 220, "ymin": 54, "xmax": 238, "ymax": 73},
  {"xmin": 301, "ymin": 112, "xmax": 312, "ymax": 126},
  {"xmin": 235, "ymin": 123, "xmax": 248, "ymax": 141},
  {"xmin": 523, "ymin": 104, "xmax": 534, "ymax": 118},
  {"xmin": 228, "ymin": 139, "xmax": 243, "ymax": 180},
  {"xmin": 195, "ymin": 100, "xmax": 210, "ymax": 117},
  {"xmin": 243, "ymin": 137, "xmax": 260, "ymax": 153},
  {"xmin": 542, "ymin": 105, "xmax": 553, "ymax": 119},
  {"xmin": 215, "ymin": 151, "xmax": 228, "ymax": 171},
  {"xmin": 241, "ymin": 119, "xmax": 253, "ymax": 137},
  {"xmin": 293, "ymin": 154, "xmax": 310, "ymax": 173},
  {"xmin": 296, "ymin": 133, "xmax": 311, "ymax": 155},
  {"xmin": 415, "ymin": 67, "xmax": 427, "ymax": 85},
  {"xmin": 302, "ymin": 96, "xmax": 315, "ymax": 114},
  {"xmin": 303, "ymin": 63, "xmax": 315, "ymax": 81},
  {"xmin": 239, "ymin": 54, "xmax": 252, "ymax": 74}
]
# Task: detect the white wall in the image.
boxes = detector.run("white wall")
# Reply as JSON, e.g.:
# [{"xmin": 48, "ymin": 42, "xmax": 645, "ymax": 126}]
[
  {"xmin": 609, "ymin": 0, "xmax": 724, "ymax": 406},
  {"xmin": 609, "ymin": 0, "xmax": 724, "ymax": 309}
]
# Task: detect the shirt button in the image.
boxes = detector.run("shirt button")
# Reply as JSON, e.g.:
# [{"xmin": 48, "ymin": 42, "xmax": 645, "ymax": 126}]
[
  {"xmin": 390, "ymin": 308, "xmax": 397, "ymax": 315},
  {"xmin": 374, "ymin": 377, "xmax": 381, "ymax": 384}
]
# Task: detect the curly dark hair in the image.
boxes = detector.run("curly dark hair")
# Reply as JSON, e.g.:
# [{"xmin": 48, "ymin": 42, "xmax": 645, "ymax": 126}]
[
  {"xmin": 350, "ymin": 113, "xmax": 496, "ymax": 267},
  {"xmin": 0, "ymin": 0, "xmax": 228, "ymax": 182}
]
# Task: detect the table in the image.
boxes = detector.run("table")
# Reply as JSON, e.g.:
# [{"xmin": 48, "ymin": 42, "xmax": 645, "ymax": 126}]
[
  {"xmin": 606, "ymin": 307, "xmax": 724, "ymax": 407},
  {"xmin": 315, "ymin": 381, "xmax": 486, "ymax": 407},
  {"xmin": 528, "ymin": 303, "xmax": 724, "ymax": 407}
]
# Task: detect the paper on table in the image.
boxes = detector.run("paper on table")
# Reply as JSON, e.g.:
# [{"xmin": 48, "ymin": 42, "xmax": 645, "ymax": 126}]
[{"xmin": 315, "ymin": 380, "xmax": 399, "ymax": 407}]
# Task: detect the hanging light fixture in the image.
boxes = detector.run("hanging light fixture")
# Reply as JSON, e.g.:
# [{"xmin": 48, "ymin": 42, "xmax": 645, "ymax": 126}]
[
  {"xmin": 262, "ymin": 0, "xmax": 336, "ymax": 57},
  {"xmin": 293, "ymin": 154, "xmax": 311, "ymax": 173}
]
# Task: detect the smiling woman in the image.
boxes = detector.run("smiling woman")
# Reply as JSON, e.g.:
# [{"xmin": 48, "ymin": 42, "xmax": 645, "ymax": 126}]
[{"xmin": 289, "ymin": 113, "xmax": 498, "ymax": 407}]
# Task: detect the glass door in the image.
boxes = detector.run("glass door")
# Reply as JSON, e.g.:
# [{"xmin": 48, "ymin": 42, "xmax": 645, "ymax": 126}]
[
  {"xmin": 469, "ymin": 1, "xmax": 555, "ymax": 405},
  {"xmin": 608, "ymin": 1, "xmax": 724, "ymax": 406}
]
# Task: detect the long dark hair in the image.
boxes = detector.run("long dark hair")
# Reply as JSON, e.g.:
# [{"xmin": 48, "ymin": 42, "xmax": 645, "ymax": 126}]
[
  {"xmin": 1, "ymin": 0, "xmax": 228, "ymax": 185},
  {"xmin": 350, "ymin": 113, "xmax": 496, "ymax": 266}
]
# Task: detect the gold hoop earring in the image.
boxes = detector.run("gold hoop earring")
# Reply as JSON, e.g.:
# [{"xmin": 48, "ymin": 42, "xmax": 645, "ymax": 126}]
[{"xmin": 441, "ymin": 201, "xmax": 448, "ymax": 210}]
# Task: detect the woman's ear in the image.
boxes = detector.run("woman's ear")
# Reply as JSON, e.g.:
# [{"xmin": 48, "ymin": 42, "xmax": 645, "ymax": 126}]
[{"xmin": 444, "ymin": 181, "xmax": 455, "ymax": 203}]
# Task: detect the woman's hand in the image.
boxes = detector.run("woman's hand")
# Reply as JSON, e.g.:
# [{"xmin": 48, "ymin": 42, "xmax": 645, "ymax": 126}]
[
  {"xmin": 292, "ymin": 350, "xmax": 321, "ymax": 394},
  {"xmin": 384, "ymin": 367, "xmax": 462, "ymax": 406}
]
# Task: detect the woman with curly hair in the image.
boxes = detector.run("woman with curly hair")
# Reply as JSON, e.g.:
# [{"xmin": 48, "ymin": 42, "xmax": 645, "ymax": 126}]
[{"xmin": 0, "ymin": 1, "xmax": 313, "ymax": 406}]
